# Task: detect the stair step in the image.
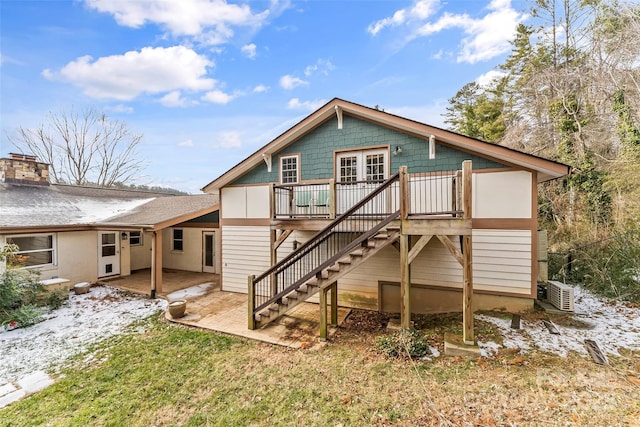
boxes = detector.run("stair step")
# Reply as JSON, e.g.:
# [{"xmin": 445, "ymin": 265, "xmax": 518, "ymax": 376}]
[
  {"xmin": 268, "ymin": 304, "xmax": 280, "ymax": 312},
  {"xmin": 374, "ymin": 233, "xmax": 389, "ymax": 239},
  {"xmin": 385, "ymin": 226, "xmax": 400, "ymax": 231},
  {"xmin": 306, "ymin": 277, "xmax": 319, "ymax": 286},
  {"xmin": 317, "ymin": 270, "xmax": 329, "ymax": 279},
  {"xmin": 350, "ymin": 249, "xmax": 364, "ymax": 257},
  {"xmin": 364, "ymin": 240, "xmax": 376, "ymax": 248},
  {"xmin": 327, "ymin": 263, "xmax": 340, "ymax": 272},
  {"xmin": 338, "ymin": 256, "xmax": 352, "ymax": 265}
]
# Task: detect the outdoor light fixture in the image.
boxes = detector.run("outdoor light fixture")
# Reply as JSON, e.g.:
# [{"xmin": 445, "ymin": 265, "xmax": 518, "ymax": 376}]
[{"xmin": 393, "ymin": 145, "xmax": 403, "ymax": 156}]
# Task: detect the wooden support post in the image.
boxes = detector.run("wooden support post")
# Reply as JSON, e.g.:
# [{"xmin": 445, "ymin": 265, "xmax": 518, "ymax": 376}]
[
  {"xmin": 150, "ymin": 230, "xmax": 163, "ymax": 297},
  {"xmin": 329, "ymin": 179, "xmax": 336, "ymax": 219},
  {"xmin": 330, "ymin": 282, "xmax": 338, "ymax": 326},
  {"xmin": 399, "ymin": 166, "xmax": 409, "ymax": 220},
  {"xmin": 248, "ymin": 275, "xmax": 256, "ymax": 330},
  {"xmin": 400, "ymin": 233, "xmax": 411, "ymax": 329},
  {"xmin": 462, "ymin": 160, "xmax": 474, "ymax": 344},
  {"xmin": 270, "ymin": 229, "xmax": 278, "ymax": 298},
  {"xmin": 319, "ymin": 286, "xmax": 328, "ymax": 341}
]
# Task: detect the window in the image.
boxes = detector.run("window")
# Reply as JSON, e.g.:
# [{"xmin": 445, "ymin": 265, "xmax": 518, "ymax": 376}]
[
  {"xmin": 129, "ymin": 231, "xmax": 142, "ymax": 246},
  {"xmin": 6, "ymin": 234, "xmax": 56, "ymax": 268},
  {"xmin": 172, "ymin": 229, "xmax": 183, "ymax": 251},
  {"xmin": 280, "ymin": 155, "xmax": 299, "ymax": 184}
]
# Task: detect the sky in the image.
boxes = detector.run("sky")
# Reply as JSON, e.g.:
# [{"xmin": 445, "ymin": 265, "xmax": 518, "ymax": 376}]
[{"xmin": 0, "ymin": 0, "xmax": 529, "ymax": 194}]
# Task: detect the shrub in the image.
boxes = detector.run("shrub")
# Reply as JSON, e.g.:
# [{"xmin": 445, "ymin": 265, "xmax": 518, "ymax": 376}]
[
  {"xmin": 568, "ymin": 227, "xmax": 640, "ymax": 302},
  {"xmin": 0, "ymin": 269, "xmax": 45, "ymax": 327},
  {"xmin": 376, "ymin": 329, "xmax": 431, "ymax": 359}
]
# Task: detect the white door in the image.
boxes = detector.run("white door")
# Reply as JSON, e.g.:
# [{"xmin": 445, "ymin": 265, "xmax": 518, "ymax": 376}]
[
  {"xmin": 336, "ymin": 149, "xmax": 388, "ymax": 214},
  {"xmin": 202, "ymin": 232, "xmax": 216, "ymax": 273},
  {"xmin": 98, "ymin": 231, "xmax": 120, "ymax": 277}
]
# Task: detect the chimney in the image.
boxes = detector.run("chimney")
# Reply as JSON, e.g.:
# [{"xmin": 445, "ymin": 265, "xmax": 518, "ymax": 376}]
[{"xmin": 0, "ymin": 153, "xmax": 50, "ymax": 186}]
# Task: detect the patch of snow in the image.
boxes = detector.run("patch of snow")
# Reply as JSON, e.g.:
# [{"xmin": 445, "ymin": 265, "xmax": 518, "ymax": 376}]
[
  {"xmin": 478, "ymin": 340, "xmax": 501, "ymax": 358},
  {"xmin": 478, "ymin": 286, "xmax": 640, "ymax": 357},
  {"xmin": 0, "ymin": 285, "xmax": 166, "ymax": 385},
  {"xmin": 77, "ymin": 197, "xmax": 153, "ymax": 223},
  {"xmin": 166, "ymin": 282, "xmax": 215, "ymax": 300},
  {"xmin": 17, "ymin": 371, "xmax": 53, "ymax": 393}
]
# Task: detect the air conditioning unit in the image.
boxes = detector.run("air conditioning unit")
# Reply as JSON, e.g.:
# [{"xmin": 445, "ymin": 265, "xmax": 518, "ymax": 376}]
[{"xmin": 547, "ymin": 280, "xmax": 575, "ymax": 312}]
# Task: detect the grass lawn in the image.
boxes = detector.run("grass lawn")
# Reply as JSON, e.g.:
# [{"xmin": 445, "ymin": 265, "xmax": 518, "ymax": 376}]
[{"xmin": 1, "ymin": 310, "xmax": 639, "ymax": 427}]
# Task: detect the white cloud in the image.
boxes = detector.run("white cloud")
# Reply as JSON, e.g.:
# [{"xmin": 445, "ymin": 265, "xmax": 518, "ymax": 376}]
[
  {"xmin": 44, "ymin": 46, "xmax": 215, "ymax": 101},
  {"xmin": 287, "ymin": 98, "xmax": 326, "ymax": 111},
  {"xmin": 476, "ymin": 69, "xmax": 507, "ymax": 87},
  {"xmin": 241, "ymin": 43, "xmax": 257, "ymax": 59},
  {"xmin": 371, "ymin": 0, "xmax": 526, "ymax": 64},
  {"xmin": 84, "ymin": 0, "xmax": 270, "ymax": 46},
  {"xmin": 178, "ymin": 139, "xmax": 194, "ymax": 147},
  {"xmin": 368, "ymin": 0, "xmax": 439, "ymax": 35},
  {"xmin": 160, "ymin": 90, "xmax": 189, "ymax": 107},
  {"xmin": 107, "ymin": 104, "xmax": 134, "ymax": 114},
  {"xmin": 215, "ymin": 131, "xmax": 242, "ymax": 148},
  {"xmin": 303, "ymin": 59, "xmax": 335, "ymax": 77},
  {"xmin": 279, "ymin": 74, "xmax": 308, "ymax": 90},
  {"xmin": 253, "ymin": 84, "xmax": 269, "ymax": 93},
  {"xmin": 201, "ymin": 89, "xmax": 234, "ymax": 104}
]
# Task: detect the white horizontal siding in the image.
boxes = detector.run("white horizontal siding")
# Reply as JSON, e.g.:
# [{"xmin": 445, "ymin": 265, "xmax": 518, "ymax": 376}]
[
  {"xmin": 221, "ymin": 225, "xmax": 271, "ymax": 293},
  {"xmin": 472, "ymin": 229, "xmax": 532, "ymax": 293}
]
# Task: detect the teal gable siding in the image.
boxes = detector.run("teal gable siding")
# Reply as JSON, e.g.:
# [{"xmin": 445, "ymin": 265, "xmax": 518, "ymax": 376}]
[{"xmin": 232, "ymin": 115, "xmax": 506, "ymax": 185}]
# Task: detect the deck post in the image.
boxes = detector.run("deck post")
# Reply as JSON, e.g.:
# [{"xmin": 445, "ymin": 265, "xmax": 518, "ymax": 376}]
[
  {"xmin": 319, "ymin": 286, "xmax": 328, "ymax": 341},
  {"xmin": 150, "ymin": 230, "xmax": 163, "ymax": 297},
  {"xmin": 400, "ymin": 233, "xmax": 411, "ymax": 329},
  {"xmin": 270, "ymin": 229, "xmax": 277, "ymax": 298},
  {"xmin": 462, "ymin": 160, "xmax": 474, "ymax": 344},
  {"xmin": 248, "ymin": 275, "xmax": 256, "ymax": 330},
  {"xmin": 329, "ymin": 179, "xmax": 336, "ymax": 219},
  {"xmin": 330, "ymin": 281, "xmax": 338, "ymax": 326},
  {"xmin": 399, "ymin": 166, "xmax": 409, "ymax": 220}
]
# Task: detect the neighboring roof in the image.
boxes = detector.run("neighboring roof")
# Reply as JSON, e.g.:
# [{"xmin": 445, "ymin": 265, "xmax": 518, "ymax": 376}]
[
  {"xmin": 0, "ymin": 183, "xmax": 218, "ymax": 233},
  {"xmin": 202, "ymin": 98, "xmax": 571, "ymax": 193},
  {"xmin": 102, "ymin": 194, "xmax": 218, "ymax": 230}
]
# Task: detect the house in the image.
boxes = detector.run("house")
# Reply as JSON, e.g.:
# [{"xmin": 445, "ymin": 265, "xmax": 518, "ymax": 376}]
[
  {"xmin": 0, "ymin": 153, "xmax": 219, "ymax": 296},
  {"xmin": 202, "ymin": 98, "xmax": 570, "ymax": 342}
]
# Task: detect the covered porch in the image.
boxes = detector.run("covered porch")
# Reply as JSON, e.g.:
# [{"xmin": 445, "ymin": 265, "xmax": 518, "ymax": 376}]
[{"xmin": 104, "ymin": 268, "xmax": 219, "ymax": 297}]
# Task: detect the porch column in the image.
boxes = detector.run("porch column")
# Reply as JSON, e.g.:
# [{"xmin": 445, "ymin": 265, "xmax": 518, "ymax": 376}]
[
  {"xmin": 151, "ymin": 230, "xmax": 163, "ymax": 297},
  {"xmin": 462, "ymin": 160, "xmax": 474, "ymax": 344}
]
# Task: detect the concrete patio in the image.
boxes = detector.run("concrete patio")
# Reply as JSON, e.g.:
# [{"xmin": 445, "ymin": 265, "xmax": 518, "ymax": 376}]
[{"xmin": 106, "ymin": 269, "xmax": 350, "ymax": 348}]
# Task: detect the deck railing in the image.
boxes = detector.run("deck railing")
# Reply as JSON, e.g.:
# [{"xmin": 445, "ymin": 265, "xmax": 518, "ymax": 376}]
[
  {"xmin": 250, "ymin": 173, "xmax": 401, "ymax": 324},
  {"xmin": 272, "ymin": 170, "xmax": 461, "ymax": 219}
]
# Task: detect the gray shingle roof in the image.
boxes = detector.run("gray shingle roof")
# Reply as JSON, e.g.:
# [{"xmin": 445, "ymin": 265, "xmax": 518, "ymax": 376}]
[{"xmin": 0, "ymin": 183, "xmax": 218, "ymax": 229}]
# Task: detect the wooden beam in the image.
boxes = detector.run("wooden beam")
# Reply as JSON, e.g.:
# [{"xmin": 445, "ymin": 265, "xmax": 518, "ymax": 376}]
[
  {"xmin": 462, "ymin": 160, "xmax": 474, "ymax": 345},
  {"xmin": 401, "ymin": 218, "xmax": 471, "ymax": 235},
  {"xmin": 329, "ymin": 179, "xmax": 336, "ymax": 219},
  {"xmin": 248, "ymin": 275, "xmax": 256, "ymax": 330},
  {"xmin": 462, "ymin": 235, "xmax": 474, "ymax": 344},
  {"xmin": 330, "ymin": 282, "xmax": 338, "ymax": 326},
  {"xmin": 399, "ymin": 166, "xmax": 409, "ymax": 220},
  {"xmin": 437, "ymin": 235, "xmax": 464, "ymax": 266},
  {"xmin": 400, "ymin": 233, "xmax": 411, "ymax": 329},
  {"xmin": 319, "ymin": 286, "xmax": 328, "ymax": 341},
  {"xmin": 408, "ymin": 234, "xmax": 433, "ymax": 264},
  {"xmin": 274, "ymin": 229, "xmax": 293, "ymax": 251}
]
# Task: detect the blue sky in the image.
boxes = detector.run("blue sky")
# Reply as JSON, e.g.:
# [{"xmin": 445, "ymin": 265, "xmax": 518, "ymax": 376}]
[{"xmin": 1, "ymin": 0, "xmax": 528, "ymax": 193}]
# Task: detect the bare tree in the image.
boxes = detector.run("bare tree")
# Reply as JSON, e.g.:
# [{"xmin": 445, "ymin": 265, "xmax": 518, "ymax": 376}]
[{"xmin": 9, "ymin": 107, "xmax": 144, "ymax": 187}]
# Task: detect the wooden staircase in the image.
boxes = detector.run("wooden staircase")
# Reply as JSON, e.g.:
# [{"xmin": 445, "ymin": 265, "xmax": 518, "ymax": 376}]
[{"xmin": 254, "ymin": 226, "xmax": 400, "ymax": 328}]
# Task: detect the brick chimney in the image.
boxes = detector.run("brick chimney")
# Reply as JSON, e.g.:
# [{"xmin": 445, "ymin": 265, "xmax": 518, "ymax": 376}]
[{"xmin": 0, "ymin": 153, "xmax": 50, "ymax": 186}]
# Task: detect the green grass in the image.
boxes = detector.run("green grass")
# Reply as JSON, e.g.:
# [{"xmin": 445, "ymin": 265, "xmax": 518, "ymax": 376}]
[{"xmin": 1, "ymin": 313, "xmax": 639, "ymax": 426}]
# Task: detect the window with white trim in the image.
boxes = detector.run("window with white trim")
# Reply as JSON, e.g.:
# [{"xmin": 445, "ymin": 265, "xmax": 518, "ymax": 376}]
[
  {"xmin": 129, "ymin": 231, "xmax": 142, "ymax": 246},
  {"xmin": 172, "ymin": 229, "xmax": 183, "ymax": 251},
  {"xmin": 280, "ymin": 155, "xmax": 299, "ymax": 184},
  {"xmin": 6, "ymin": 234, "xmax": 56, "ymax": 268}
]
